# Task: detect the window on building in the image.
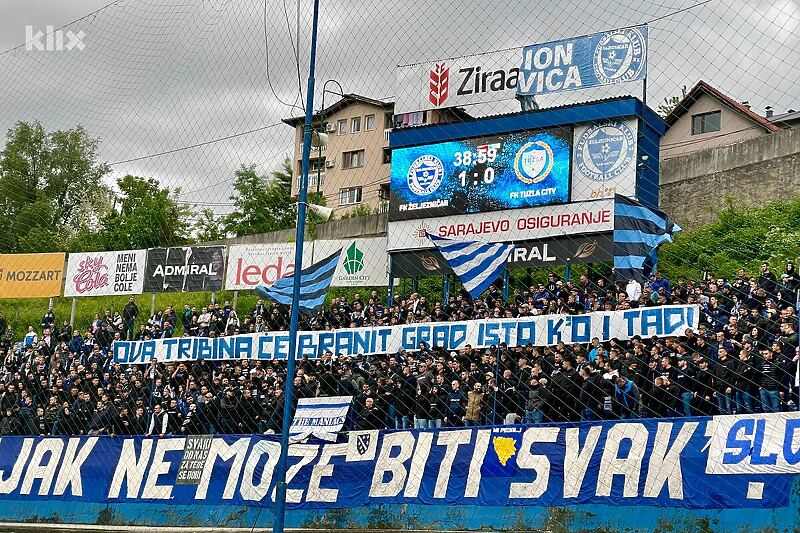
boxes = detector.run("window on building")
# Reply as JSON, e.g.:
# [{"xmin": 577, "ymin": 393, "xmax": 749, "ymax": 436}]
[
  {"xmin": 384, "ymin": 113, "xmax": 393, "ymax": 130},
  {"xmin": 296, "ymin": 170, "xmax": 324, "ymax": 190},
  {"xmin": 382, "ymin": 147, "xmax": 391, "ymax": 164},
  {"xmin": 351, "ymin": 116, "xmax": 361, "ymax": 133},
  {"xmin": 339, "ymin": 186, "xmax": 363, "ymax": 205},
  {"xmin": 364, "ymin": 114, "xmax": 375, "ymax": 131},
  {"xmin": 342, "ymin": 149, "xmax": 365, "ymax": 169},
  {"xmin": 691, "ymin": 111, "xmax": 721, "ymax": 135},
  {"xmin": 378, "ymin": 184, "xmax": 390, "ymax": 202},
  {"xmin": 337, "ymin": 119, "xmax": 347, "ymax": 135}
]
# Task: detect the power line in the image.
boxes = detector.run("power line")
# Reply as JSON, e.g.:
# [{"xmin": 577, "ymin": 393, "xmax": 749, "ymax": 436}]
[
  {"xmin": 648, "ymin": 0, "xmax": 716, "ymax": 24},
  {"xmin": 108, "ymin": 123, "xmax": 283, "ymax": 165}
]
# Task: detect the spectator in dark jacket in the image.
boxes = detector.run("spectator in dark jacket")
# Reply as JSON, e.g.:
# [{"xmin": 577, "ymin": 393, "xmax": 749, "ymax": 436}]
[
  {"xmin": 524, "ymin": 377, "xmax": 551, "ymax": 424},
  {"xmin": 713, "ymin": 348, "xmax": 738, "ymax": 414},
  {"xmin": 357, "ymin": 397, "xmax": 384, "ymax": 430}
]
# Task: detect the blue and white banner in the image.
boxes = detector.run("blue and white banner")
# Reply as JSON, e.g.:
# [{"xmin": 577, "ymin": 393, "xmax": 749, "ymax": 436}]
[
  {"xmin": 517, "ymin": 25, "xmax": 648, "ymax": 96},
  {"xmin": 113, "ymin": 305, "xmax": 699, "ymax": 364},
  {"xmin": 0, "ymin": 413, "xmax": 796, "ymax": 509},
  {"xmin": 290, "ymin": 396, "xmax": 353, "ymax": 443}
]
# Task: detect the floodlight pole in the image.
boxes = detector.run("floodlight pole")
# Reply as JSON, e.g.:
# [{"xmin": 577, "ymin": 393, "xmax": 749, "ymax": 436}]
[{"xmin": 272, "ymin": 0, "xmax": 321, "ymax": 529}]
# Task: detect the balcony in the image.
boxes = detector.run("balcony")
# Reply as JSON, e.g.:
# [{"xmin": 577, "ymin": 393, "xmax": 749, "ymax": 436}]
[{"xmin": 384, "ymin": 128, "xmax": 391, "ymax": 143}]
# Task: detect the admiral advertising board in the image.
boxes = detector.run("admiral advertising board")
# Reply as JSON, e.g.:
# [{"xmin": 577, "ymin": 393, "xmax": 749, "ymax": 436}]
[
  {"xmin": 387, "ymin": 200, "xmax": 613, "ymax": 251},
  {"xmin": 390, "ymin": 233, "xmax": 613, "ymax": 277},
  {"xmin": 225, "ymin": 237, "xmax": 392, "ymax": 290},
  {"xmin": 389, "ymin": 128, "xmax": 571, "ymax": 221},
  {"xmin": 396, "ymin": 26, "xmax": 648, "ymax": 114},
  {"xmin": 144, "ymin": 247, "xmax": 226, "ymax": 293},
  {"xmin": 64, "ymin": 250, "xmax": 146, "ymax": 297},
  {"xmin": 571, "ymin": 118, "xmax": 638, "ymax": 201}
]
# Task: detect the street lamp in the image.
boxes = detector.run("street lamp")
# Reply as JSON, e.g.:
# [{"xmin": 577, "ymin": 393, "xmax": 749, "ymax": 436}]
[{"xmin": 272, "ymin": 0, "xmax": 322, "ymax": 531}]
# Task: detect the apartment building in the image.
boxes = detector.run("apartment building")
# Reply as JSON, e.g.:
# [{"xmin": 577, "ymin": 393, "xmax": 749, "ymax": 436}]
[{"xmin": 283, "ymin": 94, "xmax": 469, "ymax": 216}]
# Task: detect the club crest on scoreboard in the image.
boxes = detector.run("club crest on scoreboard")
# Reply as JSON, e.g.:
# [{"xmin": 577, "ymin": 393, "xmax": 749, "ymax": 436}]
[
  {"xmin": 514, "ymin": 140, "xmax": 554, "ymax": 184},
  {"xmin": 575, "ymin": 121, "xmax": 636, "ymax": 181},
  {"xmin": 407, "ymin": 155, "xmax": 444, "ymax": 196}
]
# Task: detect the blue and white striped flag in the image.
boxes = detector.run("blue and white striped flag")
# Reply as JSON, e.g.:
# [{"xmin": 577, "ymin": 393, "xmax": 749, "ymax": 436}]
[
  {"xmin": 427, "ymin": 234, "xmax": 514, "ymax": 299},
  {"xmin": 289, "ymin": 396, "xmax": 352, "ymax": 443},
  {"xmin": 614, "ymin": 195, "xmax": 681, "ymax": 282},
  {"xmin": 254, "ymin": 249, "xmax": 341, "ymax": 313}
]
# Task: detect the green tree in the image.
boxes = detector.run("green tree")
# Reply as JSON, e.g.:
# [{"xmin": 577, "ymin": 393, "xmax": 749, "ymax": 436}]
[
  {"xmin": 194, "ymin": 208, "xmax": 226, "ymax": 243},
  {"xmin": 656, "ymin": 85, "xmax": 688, "ymax": 117},
  {"xmin": 93, "ymin": 175, "xmax": 192, "ymax": 250},
  {"xmin": 223, "ymin": 159, "xmax": 296, "ymax": 237},
  {"xmin": 0, "ymin": 121, "xmax": 111, "ymax": 252}
]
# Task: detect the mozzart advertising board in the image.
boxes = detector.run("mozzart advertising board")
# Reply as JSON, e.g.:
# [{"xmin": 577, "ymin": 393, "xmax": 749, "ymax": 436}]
[
  {"xmin": 0, "ymin": 253, "xmax": 65, "ymax": 298},
  {"xmin": 571, "ymin": 119, "xmax": 638, "ymax": 201},
  {"xmin": 395, "ymin": 26, "xmax": 647, "ymax": 114},
  {"xmin": 0, "ymin": 413, "xmax": 795, "ymax": 509},
  {"xmin": 225, "ymin": 237, "xmax": 391, "ymax": 290},
  {"xmin": 64, "ymin": 250, "xmax": 146, "ymax": 297},
  {"xmin": 113, "ymin": 305, "xmax": 697, "ymax": 364},
  {"xmin": 391, "ymin": 233, "xmax": 613, "ymax": 278},
  {"xmin": 144, "ymin": 247, "xmax": 226, "ymax": 293},
  {"xmin": 387, "ymin": 199, "xmax": 613, "ymax": 251},
  {"xmin": 389, "ymin": 128, "xmax": 571, "ymax": 221}
]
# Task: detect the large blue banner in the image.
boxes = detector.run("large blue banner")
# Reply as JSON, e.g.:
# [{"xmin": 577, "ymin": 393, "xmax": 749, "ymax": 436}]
[
  {"xmin": 0, "ymin": 414, "xmax": 797, "ymax": 509},
  {"xmin": 113, "ymin": 305, "xmax": 698, "ymax": 364},
  {"xmin": 517, "ymin": 26, "xmax": 648, "ymax": 96}
]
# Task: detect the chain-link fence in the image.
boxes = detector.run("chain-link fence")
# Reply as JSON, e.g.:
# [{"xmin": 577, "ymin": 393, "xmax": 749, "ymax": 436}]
[{"xmin": 0, "ymin": 0, "xmax": 799, "ymax": 530}]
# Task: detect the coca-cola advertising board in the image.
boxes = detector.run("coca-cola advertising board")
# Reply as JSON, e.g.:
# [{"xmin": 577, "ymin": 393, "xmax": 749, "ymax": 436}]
[{"xmin": 64, "ymin": 250, "xmax": 146, "ymax": 297}]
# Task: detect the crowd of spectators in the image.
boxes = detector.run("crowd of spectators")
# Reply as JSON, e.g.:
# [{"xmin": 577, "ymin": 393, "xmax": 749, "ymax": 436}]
[{"xmin": 0, "ymin": 261, "xmax": 798, "ymax": 436}]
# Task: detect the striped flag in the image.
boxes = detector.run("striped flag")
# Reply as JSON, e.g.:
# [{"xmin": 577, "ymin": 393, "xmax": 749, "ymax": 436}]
[
  {"xmin": 427, "ymin": 234, "xmax": 514, "ymax": 299},
  {"xmin": 289, "ymin": 396, "xmax": 352, "ymax": 443},
  {"xmin": 613, "ymin": 195, "xmax": 681, "ymax": 282},
  {"xmin": 254, "ymin": 249, "xmax": 341, "ymax": 313}
]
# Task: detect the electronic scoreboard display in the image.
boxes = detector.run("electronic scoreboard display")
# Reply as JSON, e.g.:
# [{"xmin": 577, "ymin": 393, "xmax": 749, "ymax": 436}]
[{"xmin": 389, "ymin": 127, "xmax": 571, "ymax": 221}]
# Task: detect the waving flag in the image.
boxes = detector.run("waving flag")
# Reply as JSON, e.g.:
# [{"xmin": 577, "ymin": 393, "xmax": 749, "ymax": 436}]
[
  {"xmin": 613, "ymin": 195, "xmax": 681, "ymax": 282},
  {"xmin": 427, "ymin": 234, "xmax": 514, "ymax": 299},
  {"xmin": 255, "ymin": 249, "xmax": 341, "ymax": 312}
]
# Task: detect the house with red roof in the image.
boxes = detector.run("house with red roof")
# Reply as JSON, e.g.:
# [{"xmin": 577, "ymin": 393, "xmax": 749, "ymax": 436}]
[{"xmin": 660, "ymin": 80, "xmax": 781, "ymax": 160}]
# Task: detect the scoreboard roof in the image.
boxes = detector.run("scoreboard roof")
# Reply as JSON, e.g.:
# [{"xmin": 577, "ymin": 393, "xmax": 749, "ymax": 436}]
[{"xmin": 390, "ymin": 96, "xmax": 666, "ymax": 150}]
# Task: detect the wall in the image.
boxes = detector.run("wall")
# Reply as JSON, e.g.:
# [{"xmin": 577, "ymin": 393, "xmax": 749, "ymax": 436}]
[
  {"xmin": 2, "ymin": 489, "xmax": 798, "ymax": 532},
  {"xmin": 203, "ymin": 212, "xmax": 387, "ymax": 247},
  {"xmin": 660, "ymin": 127, "xmax": 800, "ymax": 230},
  {"xmin": 660, "ymin": 93, "xmax": 767, "ymax": 160}
]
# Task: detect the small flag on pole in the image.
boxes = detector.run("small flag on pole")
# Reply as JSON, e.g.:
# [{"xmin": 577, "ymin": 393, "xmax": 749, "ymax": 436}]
[
  {"xmin": 613, "ymin": 195, "xmax": 681, "ymax": 282},
  {"xmin": 427, "ymin": 234, "xmax": 514, "ymax": 299},
  {"xmin": 255, "ymin": 249, "xmax": 341, "ymax": 313}
]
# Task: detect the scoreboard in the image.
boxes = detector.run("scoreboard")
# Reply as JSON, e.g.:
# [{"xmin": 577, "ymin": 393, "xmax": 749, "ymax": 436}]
[{"xmin": 389, "ymin": 127, "xmax": 571, "ymax": 221}]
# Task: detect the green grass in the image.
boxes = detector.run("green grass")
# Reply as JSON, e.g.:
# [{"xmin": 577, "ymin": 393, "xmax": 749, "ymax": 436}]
[
  {"xmin": 0, "ymin": 290, "xmax": 264, "ymax": 338},
  {"xmin": 0, "ymin": 286, "xmax": 390, "ymax": 340}
]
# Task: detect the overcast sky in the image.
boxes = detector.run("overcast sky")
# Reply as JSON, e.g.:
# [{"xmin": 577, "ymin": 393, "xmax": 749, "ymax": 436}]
[{"xmin": 0, "ymin": 0, "xmax": 798, "ymax": 217}]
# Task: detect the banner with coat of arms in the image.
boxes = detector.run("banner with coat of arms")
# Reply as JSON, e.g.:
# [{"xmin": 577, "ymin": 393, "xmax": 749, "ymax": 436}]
[
  {"xmin": 571, "ymin": 118, "xmax": 639, "ymax": 201},
  {"xmin": 516, "ymin": 25, "xmax": 648, "ymax": 97}
]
